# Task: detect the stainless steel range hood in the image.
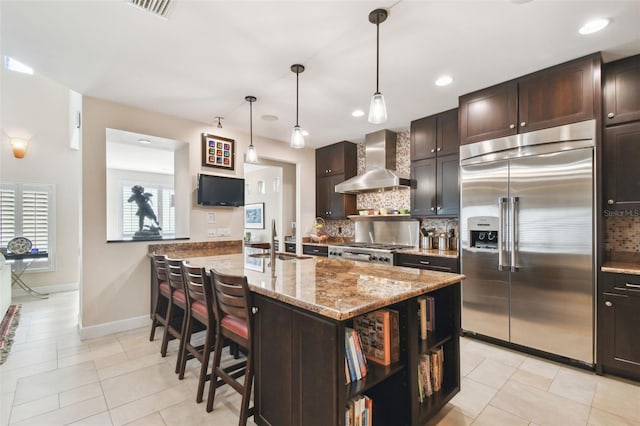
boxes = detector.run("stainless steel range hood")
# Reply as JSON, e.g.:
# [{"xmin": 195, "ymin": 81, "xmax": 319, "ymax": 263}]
[{"xmin": 335, "ymin": 129, "xmax": 410, "ymax": 194}]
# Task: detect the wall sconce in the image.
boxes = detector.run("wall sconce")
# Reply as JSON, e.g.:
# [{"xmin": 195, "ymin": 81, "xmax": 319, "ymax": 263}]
[{"xmin": 10, "ymin": 137, "xmax": 29, "ymax": 158}]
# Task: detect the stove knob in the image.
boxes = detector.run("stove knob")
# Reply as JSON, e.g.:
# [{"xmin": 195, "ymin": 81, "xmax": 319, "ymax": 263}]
[
  {"xmin": 383, "ymin": 257, "xmax": 390, "ymax": 263},
  {"xmin": 371, "ymin": 256, "xmax": 377, "ymax": 261},
  {"xmin": 338, "ymin": 252, "xmax": 342, "ymax": 256}
]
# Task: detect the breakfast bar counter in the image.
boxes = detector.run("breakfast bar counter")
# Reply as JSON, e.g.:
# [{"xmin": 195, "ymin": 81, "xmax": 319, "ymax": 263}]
[{"xmin": 186, "ymin": 253, "xmax": 464, "ymax": 426}]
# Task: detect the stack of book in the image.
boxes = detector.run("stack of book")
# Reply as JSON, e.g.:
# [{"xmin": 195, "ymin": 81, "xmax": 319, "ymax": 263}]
[
  {"xmin": 345, "ymin": 395, "xmax": 372, "ymax": 426},
  {"xmin": 417, "ymin": 346, "xmax": 444, "ymax": 403},
  {"xmin": 353, "ymin": 309, "xmax": 400, "ymax": 366},
  {"xmin": 345, "ymin": 327, "xmax": 368, "ymax": 384},
  {"xmin": 418, "ymin": 296, "xmax": 435, "ymax": 340}
]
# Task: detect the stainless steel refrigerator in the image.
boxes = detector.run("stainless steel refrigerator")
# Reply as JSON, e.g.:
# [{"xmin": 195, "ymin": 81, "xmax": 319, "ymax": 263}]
[{"xmin": 460, "ymin": 120, "xmax": 596, "ymax": 365}]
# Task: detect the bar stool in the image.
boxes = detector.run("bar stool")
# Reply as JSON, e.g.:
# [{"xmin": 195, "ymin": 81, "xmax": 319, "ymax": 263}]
[
  {"xmin": 161, "ymin": 256, "xmax": 188, "ymax": 371},
  {"xmin": 149, "ymin": 253, "xmax": 170, "ymax": 342},
  {"xmin": 207, "ymin": 268, "xmax": 254, "ymax": 425},
  {"xmin": 179, "ymin": 262, "xmax": 217, "ymax": 403}
]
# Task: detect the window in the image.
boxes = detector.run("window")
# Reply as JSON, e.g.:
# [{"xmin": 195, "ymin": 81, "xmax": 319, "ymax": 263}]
[
  {"xmin": 120, "ymin": 183, "xmax": 175, "ymax": 238},
  {"xmin": 0, "ymin": 183, "xmax": 55, "ymax": 271}
]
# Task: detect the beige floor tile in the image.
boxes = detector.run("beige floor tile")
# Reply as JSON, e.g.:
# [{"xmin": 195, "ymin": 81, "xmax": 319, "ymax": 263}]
[
  {"xmin": 60, "ymin": 383, "xmax": 104, "ymax": 407},
  {"xmin": 460, "ymin": 350, "xmax": 485, "ymax": 377},
  {"xmin": 101, "ymin": 363, "xmax": 179, "ymax": 409},
  {"xmin": 123, "ymin": 412, "xmax": 166, "ymax": 426},
  {"xmin": 93, "ymin": 353, "xmax": 129, "ymax": 371},
  {"xmin": 0, "ymin": 360, "xmax": 59, "ymax": 396},
  {"xmin": 510, "ymin": 356, "xmax": 560, "ymax": 391},
  {"xmin": 425, "ymin": 404, "xmax": 473, "ymax": 426},
  {"xmin": 491, "ymin": 379, "xmax": 591, "ymax": 426},
  {"xmin": 548, "ymin": 367, "xmax": 597, "ymax": 406},
  {"xmin": 466, "ymin": 359, "xmax": 516, "ymax": 389},
  {"xmin": 158, "ymin": 398, "xmax": 254, "ymax": 426},
  {"xmin": 592, "ymin": 376, "xmax": 640, "ymax": 422},
  {"xmin": 588, "ymin": 406, "xmax": 639, "ymax": 426},
  {"xmin": 13, "ymin": 361, "xmax": 99, "ymax": 405},
  {"xmin": 472, "ymin": 405, "xmax": 529, "ymax": 426},
  {"xmin": 58, "ymin": 342, "xmax": 125, "ymax": 369},
  {"xmin": 11, "ymin": 396, "xmax": 107, "ymax": 426},
  {"xmin": 450, "ymin": 377, "xmax": 498, "ymax": 419},
  {"xmin": 66, "ymin": 411, "xmax": 113, "ymax": 426},
  {"xmin": 97, "ymin": 353, "xmax": 166, "ymax": 381},
  {"xmin": 464, "ymin": 339, "xmax": 526, "ymax": 369},
  {"xmin": 109, "ymin": 383, "xmax": 190, "ymax": 426},
  {"xmin": 9, "ymin": 394, "xmax": 59, "ymax": 423},
  {"xmin": 1, "ymin": 392, "xmax": 14, "ymax": 426},
  {"xmin": 0, "ymin": 346, "xmax": 58, "ymax": 372}
]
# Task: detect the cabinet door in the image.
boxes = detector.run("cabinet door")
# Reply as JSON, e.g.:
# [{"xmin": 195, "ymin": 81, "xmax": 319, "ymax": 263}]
[
  {"xmin": 599, "ymin": 292, "xmax": 640, "ymax": 379},
  {"xmin": 518, "ymin": 55, "xmax": 597, "ymax": 133},
  {"xmin": 410, "ymin": 158, "xmax": 437, "ymax": 216},
  {"xmin": 316, "ymin": 176, "xmax": 331, "ymax": 217},
  {"xmin": 411, "ymin": 116, "xmax": 437, "ymax": 160},
  {"xmin": 604, "ymin": 121, "xmax": 640, "ymax": 210},
  {"xmin": 317, "ymin": 175, "xmax": 356, "ymax": 219},
  {"xmin": 437, "ymin": 108, "xmax": 460, "ymax": 156},
  {"xmin": 604, "ymin": 54, "xmax": 640, "ymax": 126},
  {"xmin": 291, "ymin": 310, "xmax": 339, "ymax": 426},
  {"xmin": 254, "ymin": 296, "xmax": 293, "ymax": 426},
  {"xmin": 317, "ymin": 143, "xmax": 344, "ymax": 176},
  {"xmin": 436, "ymin": 154, "xmax": 460, "ymax": 216},
  {"xmin": 459, "ymin": 81, "xmax": 518, "ymax": 144}
]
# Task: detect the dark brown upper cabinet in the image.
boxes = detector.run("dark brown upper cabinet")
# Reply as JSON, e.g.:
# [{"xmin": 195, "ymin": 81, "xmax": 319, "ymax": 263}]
[
  {"xmin": 604, "ymin": 121, "xmax": 640, "ymax": 210},
  {"xmin": 604, "ymin": 54, "xmax": 640, "ymax": 126},
  {"xmin": 411, "ymin": 108, "xmax": 459, "ymax": 160},
  {"xmin": 459, "ymin": 53, "xmax": 601, "ymax": 145},
  {"xmin": 315, "ymin": 141, "xmax": 357, "ymax": 219}
]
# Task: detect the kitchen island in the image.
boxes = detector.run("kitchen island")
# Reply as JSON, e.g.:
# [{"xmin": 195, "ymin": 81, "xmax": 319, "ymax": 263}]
[{"xmin": 187, "ymin": 253, "xmax": 464, "ymax": 426}]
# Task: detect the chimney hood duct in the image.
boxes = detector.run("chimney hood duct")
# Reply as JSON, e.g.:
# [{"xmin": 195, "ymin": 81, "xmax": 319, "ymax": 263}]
[{"xmin": 335, "ymin": 129, "xmax": 410, "ymax": 194}]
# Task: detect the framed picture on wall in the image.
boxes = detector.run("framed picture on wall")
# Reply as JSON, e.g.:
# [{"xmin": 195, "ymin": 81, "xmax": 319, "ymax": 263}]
[
  {"xmin": 201, "ymin": 133, "xmax": 235, "ymax": 170},
  {"xmin": 244, "ymin": 202, "xmax": 264, "ymax": 229}
]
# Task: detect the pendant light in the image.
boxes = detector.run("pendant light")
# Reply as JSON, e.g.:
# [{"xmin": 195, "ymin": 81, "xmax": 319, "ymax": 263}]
[
  {"xmin": 290, "ymin": 64, "xmax": 305, "ymax": 149},
  {"xmin": 368, "ymin": 8, "xmax": 388, "ymax": 124},
  {"xmin": 214, "ymin": 116, "xmax": 223, "ymax": 128},
  {"xmin": 245, "ymin": 96, "xmax": 258, "ymax": 163}
]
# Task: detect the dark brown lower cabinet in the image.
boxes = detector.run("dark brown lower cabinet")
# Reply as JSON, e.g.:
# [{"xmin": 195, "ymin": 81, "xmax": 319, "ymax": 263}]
[
  {"xmin": 597, "ymin": 273, "xmax": 640, "ymax": 381},
  {"xmin": 253, "ymin": 284, "xmax": 461, "ymax": 426}
]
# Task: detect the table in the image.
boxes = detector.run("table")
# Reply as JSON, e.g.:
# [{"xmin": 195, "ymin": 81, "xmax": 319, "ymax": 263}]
[{"xmin": 4, "ymin": 252, "xmax": 49, "ymax": 298}]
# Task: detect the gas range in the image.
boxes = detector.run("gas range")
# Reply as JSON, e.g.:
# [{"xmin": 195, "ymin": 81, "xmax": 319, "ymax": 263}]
[{"xmin": 328, "ymin": 242, "xmax": 414, "ymax": 265}]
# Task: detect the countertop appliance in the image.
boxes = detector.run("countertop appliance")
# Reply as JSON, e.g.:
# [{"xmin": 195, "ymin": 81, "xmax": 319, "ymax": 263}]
[
  {"xmin": 328, "ymin": 242, "xmax": 413, "ymax": 264},
  {"xmin": 460, "ymin": 120, "xmax": 595, "ymax": 365}
]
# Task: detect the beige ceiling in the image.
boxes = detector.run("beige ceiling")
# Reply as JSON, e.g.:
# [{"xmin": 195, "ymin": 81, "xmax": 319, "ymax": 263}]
[{"xmin": 2, "ymin": 1, "xmax": 639, "ymax": 148}]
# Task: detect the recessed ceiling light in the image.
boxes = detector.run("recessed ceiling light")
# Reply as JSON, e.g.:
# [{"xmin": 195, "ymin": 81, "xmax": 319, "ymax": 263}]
[
  {"xmin": 352, "ymin": 109, "xmax": 365, "ymax": 117},
  {"xmin": 138, "ymin": 139, "xmax": 151, "ymax": 144},
  {"xmin": 579, "ymin": 18, "xmax": 609, "ymax": 35},
  {"xmin": 4, "ymin": 56, "xmax": 34, "ymax": 75},
  {"xmin": 261, "ymin": 114, "xmax": 278, "ymax": 122},
  {"xmin": 301, "ymin": 130, "xmax": 309, "ymax": 136},
  {"xmin": 435, "ymin": 75, "xmax": 453, "ymax": 87}
]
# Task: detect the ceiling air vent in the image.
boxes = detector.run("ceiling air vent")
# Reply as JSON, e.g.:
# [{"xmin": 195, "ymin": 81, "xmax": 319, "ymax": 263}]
[{"xmin": 127, "ymin": 0, "xmax": 174, "ymax": 19}]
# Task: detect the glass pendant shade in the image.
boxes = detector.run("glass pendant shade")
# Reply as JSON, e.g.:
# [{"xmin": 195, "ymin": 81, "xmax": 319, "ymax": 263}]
[
  {"xmin": 368, "ymin": 92, "xmax": 387, "ymax": 124},
  {"xmin": 290, "ymin": 125, "xmax": 305, "ymax": 149},
  {"xmin": 246, "ymin": 144, "xmax": 258, "ymax": 163}
]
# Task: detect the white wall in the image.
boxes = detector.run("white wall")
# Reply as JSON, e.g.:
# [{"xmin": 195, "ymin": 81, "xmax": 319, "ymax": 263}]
[
  {"xmin": 0, "ymin": 67, "xmax": 81, "ymax": 289},
  {"xmin": 81, "ymin": 96, "xmax": 316, "ymax": 332},
  {"xmin": 245, "ymin": 166, "xmax": 283, "ymax": 242}
]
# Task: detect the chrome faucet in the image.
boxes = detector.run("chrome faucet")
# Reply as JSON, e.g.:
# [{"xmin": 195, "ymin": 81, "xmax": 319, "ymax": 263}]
[{"xmin": 270, "ymin": 219, "xmax": 277, "ymax": 267}]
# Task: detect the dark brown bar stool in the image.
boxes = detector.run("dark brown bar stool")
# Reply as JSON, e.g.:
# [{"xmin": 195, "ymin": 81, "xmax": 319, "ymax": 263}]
[
  {"xmin": 207, "ymin": 268, "xmax": 255, "ymax": 425},
  {"xmin": 179, "ymin": 262, "xmax": 217, "ymax": 403},
  {"xmin": 149, "ymin": 253, "xmax": 170, "ymax": 342},
  {"xmin": 161, "ymin": 256, "xmax": 188, "ymax": 371}
]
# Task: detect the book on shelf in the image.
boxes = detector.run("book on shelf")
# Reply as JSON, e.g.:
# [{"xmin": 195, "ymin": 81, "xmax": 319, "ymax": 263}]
[
  {"xmin": 345, "ymin": 327, "xmax": 368, "ymax": 383},
  {"xmin": 418, "ymin": 296, "xmax": 436, "ymax": 341},
  {"xmin": 417, "ymin": 346, "xmax": 444, "ymax": 402},
  {"xmin": 345, "ymin": 395, "xmax": 372, "ymax": 426},
  {"xmin": 352, "ymin": 328, "xmax": 368, "ymax": 378},
  {"xmin": 353, "ymin": 309, "xmax": 400, "ymax": 366},
  {"xmin": 345, "ymin": 330, "xmax": 358, "ymax": 383}
]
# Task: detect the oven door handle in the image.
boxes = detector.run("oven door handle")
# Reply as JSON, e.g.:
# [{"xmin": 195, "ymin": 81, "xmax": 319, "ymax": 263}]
[{"xmin": 341, "ymin": 252, "xmax": 372, "ymax": 262}]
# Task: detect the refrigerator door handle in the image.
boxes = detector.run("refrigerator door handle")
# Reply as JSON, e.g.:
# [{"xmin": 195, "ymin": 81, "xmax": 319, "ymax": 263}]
[
  {"xmin": 511, "ymin": 196, "xmax": 519, "ymax": 272},
  {"xmin": 498, "ymin": 197, "xmax": 507, "ymax": 271}
]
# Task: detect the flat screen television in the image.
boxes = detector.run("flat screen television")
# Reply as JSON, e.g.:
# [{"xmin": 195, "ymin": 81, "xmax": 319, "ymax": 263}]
[{"xmin": 197, "ymin": 174, "xmax": 245, "ymax": 207}]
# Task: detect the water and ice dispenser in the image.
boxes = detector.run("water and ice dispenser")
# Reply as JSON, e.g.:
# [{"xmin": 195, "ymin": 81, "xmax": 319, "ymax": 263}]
[{"xmin": 468, "ymin": 217, "xmax": 499, "ymax": 250}]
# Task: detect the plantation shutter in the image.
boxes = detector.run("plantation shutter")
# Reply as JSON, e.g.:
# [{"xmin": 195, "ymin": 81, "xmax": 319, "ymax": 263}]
[
  {"xmin": 0, "ymin": 188, "xmax": 17, "ymax": 248},
  {"xmin": 161, "ymin": 188, "xmax": 175, "ymax": 234},
  {"xmin": 21, "ymin": 189, "xmax": 50, "ymax": 252}
]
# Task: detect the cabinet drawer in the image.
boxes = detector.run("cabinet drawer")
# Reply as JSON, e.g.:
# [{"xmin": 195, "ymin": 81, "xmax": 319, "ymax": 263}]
[
  {"xmin": 395, "ymin": 253, "xmax": 458, "ymax": 273},
  {"xmin": 303, "ymin": 244, "xmax": 328, "ymax": 257},
  {"xmin": 284, "ymin": 242, "xmax": 296, "ymax": 254},
  {"xmin": 600, "ymin": 272, "xmax": 640, "ymax": 295}
]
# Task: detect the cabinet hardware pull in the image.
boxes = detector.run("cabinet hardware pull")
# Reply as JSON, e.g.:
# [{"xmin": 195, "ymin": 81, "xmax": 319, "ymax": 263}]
[
  {"xmin": 437, "ymin": 206, "xmax": 441, "ymax": 210},
  {"xmin": 509, "ymin": 124, "xmax": 516, "ymax": 129},
  {"xmin": 430, "ymin": 207, "xmax": 435, "ymax": 211},
  {"xmin": 437, "ymin": 148, "xmax": 441, "ymax": 151},
  {"xmin": 626, "ymin": 283, "xmax": 640, "ymax": 289},
  {"xmin": 520, "ymin": 122, "xmax": 526, "ymax": 127},
  {"xmin": 313, "ymin": 249, "xmax": 319, "ymax": 253},
  {"xmin": 607, "ymin": 199, "xmax": 614, "ymax": 205},
  {"xmin": 419, "ymin": 261, "xmax": 431, "ymax": 265},
  {"xmin": 252, "ymin": 307, "xmax": 259, "ymax": 314},
  {"xmin": 607, "ymin": 113, "xmax": 614, "ymax": 119},
  {"xmin": 430, "ymin": 149, "xmax": 435, "ymax": 153},
  {"xmin": 605, "ymin": 301, "xmax": 613, "ymax": 307}
]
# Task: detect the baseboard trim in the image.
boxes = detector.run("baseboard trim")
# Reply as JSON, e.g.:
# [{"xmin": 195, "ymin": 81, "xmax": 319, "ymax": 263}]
[
  {"xmin": 79, "ymin": 315, "xmax": 151, "ymax": 340},
  {"xmin": 12, "ymin": 282, "xmax": 78, "ymax": 298}
]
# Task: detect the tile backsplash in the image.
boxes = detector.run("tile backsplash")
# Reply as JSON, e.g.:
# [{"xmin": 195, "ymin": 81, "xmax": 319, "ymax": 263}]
[{"xmin": 604, "ymin": 216, "xmax": 640, "ymax": 255}]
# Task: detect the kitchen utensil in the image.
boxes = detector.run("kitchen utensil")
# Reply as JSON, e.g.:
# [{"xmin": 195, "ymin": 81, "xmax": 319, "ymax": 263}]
[
  {"xmin": 438, "ymin": 233, "xmax": 449, "ymax": 251},
  {"xmin": 310, "ymin": 217, "xmax": 328, "ymax": 243}
]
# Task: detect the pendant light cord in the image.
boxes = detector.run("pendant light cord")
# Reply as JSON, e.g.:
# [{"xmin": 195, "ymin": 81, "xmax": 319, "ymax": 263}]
[
  {"xmin": 295, "ymin": 71, "xmax": 300, "ymax": 126},
  {"xmin": 249, "ymin": 100, "xmax": 253, "ymax": 146},
  {"xmin": 376, "ymin": 15, "xmax": 380, "ymax": 94}
]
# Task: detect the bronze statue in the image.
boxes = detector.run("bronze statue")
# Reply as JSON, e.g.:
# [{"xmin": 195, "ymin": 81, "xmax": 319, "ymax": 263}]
[{"xmin": 128, "ymin": 185, "xmax": 162, "ymax": 239}]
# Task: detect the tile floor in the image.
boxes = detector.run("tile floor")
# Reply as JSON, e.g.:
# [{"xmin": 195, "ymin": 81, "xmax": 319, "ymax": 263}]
[{"xmin": 2, "ymin": 291, "xmax": 640, "ymax": 426}]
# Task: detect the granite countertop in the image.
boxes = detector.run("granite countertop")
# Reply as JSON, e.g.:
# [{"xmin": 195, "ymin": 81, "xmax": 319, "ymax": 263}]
[
  {"xmin": 186, "ymin": 254, "xmax": 464, "ymax": 321},
  {"xmin": 601, "ymin": 261, "xmax": 640, "ymax": 275},
  {"xmin": 395, "ymin": 248, "xmax": 459, "ymax": 259}
]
